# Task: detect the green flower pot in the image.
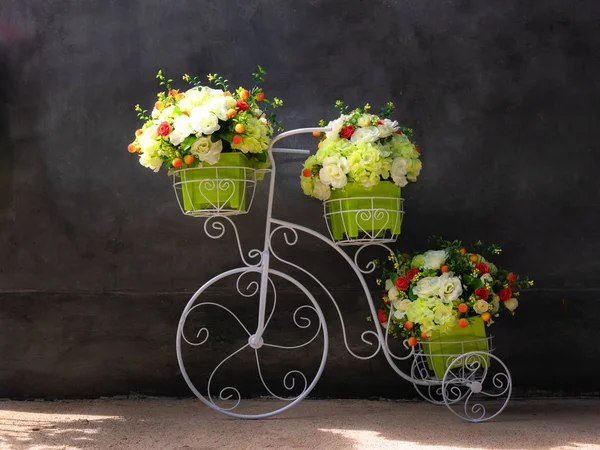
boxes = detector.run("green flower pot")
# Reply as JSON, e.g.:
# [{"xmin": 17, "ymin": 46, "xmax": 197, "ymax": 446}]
[
  {"xmin": 180, "ymin": 152, "xmax": 251, "ymax": 212},
  {"xmin": 422, "ymin": 316, "xmax": 490, "ymax": 379},
  {"xmin": 327, "ymin": 182, "xmax": 402, "ymax": 241}
]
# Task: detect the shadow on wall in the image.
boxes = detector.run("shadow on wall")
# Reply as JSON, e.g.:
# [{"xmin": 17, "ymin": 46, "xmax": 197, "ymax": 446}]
[{"xmin": 0, "ymin": 20, "xmax": 39, "ymax": 279}]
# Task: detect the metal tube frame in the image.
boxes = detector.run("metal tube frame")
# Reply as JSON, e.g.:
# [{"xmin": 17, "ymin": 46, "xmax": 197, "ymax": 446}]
[{"xmin": 175, "ymin": 127, "xmax": 513, "ymax": 422}]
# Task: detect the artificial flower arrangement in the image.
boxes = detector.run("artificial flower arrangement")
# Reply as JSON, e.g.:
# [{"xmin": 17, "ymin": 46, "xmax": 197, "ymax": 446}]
[
  {"xmin": 300, "ymin": 102, "xmax": 422, "ymax": 241},
  {"xmin": 300, "ymin": 101, "xmax": 422, "ymax": 201},
  {"xmin": 374, "ymin": 237, "xmax": 533, "ymax": 377},
  {"xmin": 376, "ymin": 237, "xmax": 533, "ymax": 342},
  {"xmin": 128, "ymin": 67, "xmax": 283, "ymax": 213},
  {"xmin": 129, "ymin": 67, "xmax": 282, "ymax": 172}
]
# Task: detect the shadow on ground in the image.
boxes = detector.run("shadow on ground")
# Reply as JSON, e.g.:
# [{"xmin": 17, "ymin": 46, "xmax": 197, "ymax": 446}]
[{"xmin": 0, "ymin": 398, "xmax": 599, "ymax": 449}]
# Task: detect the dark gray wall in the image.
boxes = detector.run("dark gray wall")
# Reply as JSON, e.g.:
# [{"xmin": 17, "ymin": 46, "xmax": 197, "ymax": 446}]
[{"xmin": 0, "ymin": 0, "xmax": 599, "ymax": 398}]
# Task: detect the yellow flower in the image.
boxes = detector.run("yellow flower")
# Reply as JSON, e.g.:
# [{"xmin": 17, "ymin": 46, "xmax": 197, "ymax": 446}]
[{"xmin": 376, "ymin": 279, "xmax": 382, "ymax": 286}]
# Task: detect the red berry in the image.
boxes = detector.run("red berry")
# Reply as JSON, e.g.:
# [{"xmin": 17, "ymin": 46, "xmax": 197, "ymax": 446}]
[
  {"xmin": 507, "ymin": 273, "xmax": 517, "ymax": 281},
  {"xmin": 407, "ymin": 337, "xmax": 418, "ymax": 347},
  {"xmin": 172, "ymin": 158, "xmax": 183, "ymax": 169},
  {"xmin": 232, "ymin": 135, "xmax": 243, "ymax": 145},
  {"xmin": 441, "ymin": 265, "xmax": 449, "ymax": 273},
  {"xmin": 255, "ymin": 92, "xmax": 265, "ymax": 101},
  {"xmin": 403, "ymin": 321, "xmax": 414, "ymax": 330},
  {"xmin": 458, "ymin": 303, "xmax": 468, "ymax": 313},
  {"xmin": 458, "ymin": 318, "xmax": 468, "ymax": 328},
  {"xmin": 302, "ymin": 169, "xmax": 312, "ymax": 178},
  {"xmin": 416, "ymin": 146, "xmax": 421, "ymax": 153},
  {"xmin": 421, "ymin": 331, "xmax": 430, "ymax": 340},
  {"xmin": 377, "ymin": 310, "xmax": 388, "ymax": 324}
]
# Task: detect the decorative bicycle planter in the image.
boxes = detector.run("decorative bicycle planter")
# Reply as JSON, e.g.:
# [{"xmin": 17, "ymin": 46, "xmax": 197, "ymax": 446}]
[{"xmin": 175, "ymin": 127, "xmax": 513, "ymax": 422}]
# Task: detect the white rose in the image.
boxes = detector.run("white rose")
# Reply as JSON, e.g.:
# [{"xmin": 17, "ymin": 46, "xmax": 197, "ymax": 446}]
[
  {"xmin": 394, "ymin": 299, "xmax": 412, "ymax": 311},
  {"xmin": 412, "ymin": 276, "xmax": 441, "ymax": 298},
  {"xmin": 226, "ymin": 96, "xmax": 236, "ymax": 109},
  {"xmin": 190, "ymin": 108, "xmax": 220, "ymax": 135},
  {"xmin": 159, "ymin": 106, "xmax": 176, "ymax": 122},
  {"xmin": 139, "ymin": 152, "xmax": 162, "ymax": 172},
  {"xmin": 151, "ymin": 108, "xmax": 160, "ymax": 119},
  {"xmin": 388, "ymin": 287, "xmax": 400, "ymax": 301},
  {"xmin": 473, "ymin": 300, "xmax": 490, "ymax": 314},
  {"xmin": 325, "ymin": 117, "xmax": 345, "ymax": 140},
  {"xmin": 357, "ymin": 115, "xmax": 372, "ymax": 127},
  {"xmin": 350, "ymin": 126, "xmax": 380, "ymax": 144},
  {"xmin": 138, "ymin": 126, "xmax": 159, "ymax": 152},
  {"xmin": 480, "ymin": 273, "xmax": 493, "ymax": 284},
  {"xmin": 504, "ymin": 297, "xmax": 519, "ymax": 311},
  {"xmin": 205, "ymin": 96, "xmax": 229, "ymax": 121},
  {"xmin": 185, "ymin": 87, "xmax": 204, "ymax": 105},
  {"xmin": 438, "ymin": 272, "xmax": 463, "ymax": 303},
  {"xmin": 169, "ymin": 115, "xmax": 194, "ymax": 146},
  {"xmin": 407, "ymin": 159, "xmax": 422, "ymax": 182},
  {"xmin": 313, "ymin": 179, "xmax": 331, "ymax": 201},
  {"xmin": 491, "ymin": 295, "xmax": 500, "ymax": 314},
  {"xmin": 190, "ymin": 137, "xmax": 223, "ymax": 165},
  {"xmin": 423, "ymin": 250, "xmax": 447, "ymax": 270},
  {"xmin": 377, "ymin": 119, "xmax": 398, "ymax": 138},
  {"xmin": 391, "ymin": 157, "xmax": 409, "ymax": 187},
  {"xmin": 319, "ymin": 156, "xmax": 349, "ymax": 189},
  {"xmin": 393, "ymin": 309, "xmax": 406, "ymax": 321}
]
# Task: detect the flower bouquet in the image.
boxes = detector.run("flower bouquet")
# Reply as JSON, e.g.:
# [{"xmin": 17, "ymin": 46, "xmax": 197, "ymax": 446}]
[
  {"xmin": 300, "ymin": 102, "xmax": 422, "ymax": 243},
  {"xmin": 128, "ymin": 67, "xmax": 283, "ymax": 215},
  {"xmin": 375, "ymin": 237, "xmax": 533, "ymax": 378}
]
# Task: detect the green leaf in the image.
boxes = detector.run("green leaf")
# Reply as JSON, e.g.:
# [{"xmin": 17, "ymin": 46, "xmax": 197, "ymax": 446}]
[{"xmin": 181, "ymin": 135, "xmax": 196, "ymax": 151}]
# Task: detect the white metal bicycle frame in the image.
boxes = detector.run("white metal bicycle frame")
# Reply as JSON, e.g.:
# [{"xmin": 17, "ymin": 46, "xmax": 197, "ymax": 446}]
[{"xmin": 175, "ymin": 127, "xmax": 512, "ymax": 422}]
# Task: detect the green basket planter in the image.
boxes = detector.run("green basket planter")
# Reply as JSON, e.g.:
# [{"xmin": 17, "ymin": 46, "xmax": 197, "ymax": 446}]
[
  {"xmin": 179, "ymin": 152, "xmax": 252, "ymax": 213},
  {"xmin": 422, "ymin": 316, "xmax": 490, "ymax": 379},
  {"xmin": 326, "ymin": 181, "xmax": 403, "ymax": 241}
]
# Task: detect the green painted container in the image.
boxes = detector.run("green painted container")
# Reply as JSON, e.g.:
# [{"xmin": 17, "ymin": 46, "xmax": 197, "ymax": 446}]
[
  {"xmin": 327, "ymin": 182, "xmax": 402, "ymax": 241},
  {"xmin": 180, "ymin": 152, "xmax": 251, "ymax": 212},
  {"xmin": 422, "ymin": 316, "xmax": 490, "ymax": 379}
]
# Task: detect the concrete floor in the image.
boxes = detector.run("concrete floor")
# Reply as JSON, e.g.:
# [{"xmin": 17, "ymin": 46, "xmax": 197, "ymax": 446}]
[{"xmin": 0, "ymin": 398, "xmax": 598, "ymax": 450}]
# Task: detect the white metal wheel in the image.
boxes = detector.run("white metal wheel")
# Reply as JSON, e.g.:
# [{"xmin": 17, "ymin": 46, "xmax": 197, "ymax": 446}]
[
  {"xmin": 176, "ymin": 266, "xmax": 328, "ymax": 419},
  {"xmin": 441, "ymin": 351, "xmax": 512, "ymax": 423}
]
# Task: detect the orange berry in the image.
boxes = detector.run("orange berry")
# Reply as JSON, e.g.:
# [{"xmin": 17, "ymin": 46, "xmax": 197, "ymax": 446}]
[
  {"xmin": 458, "ymin": 303, "xmax": 468, "ymax": 313},
  {"xmin": 226, "ymin": 109, "xmax": 237, "ymax": 118},
  {"xmin": 175, "ymin": 93, "xmax": 185, "ymax": 101},
  {"xmin": 135, "ymin": 129, "xmax": 144, "ymax": 137},
  {"xmin": 416, "ymin": 146, "xmax": 421, "ymax": 153},
  {"xmin": 168, "ymin": 89, "xmax": 178, "ymax": 97},
  {"xmin": 154, "ymin": 101, "xmax": 164, "ymax": 111},
  {"xmin": 224, "ymin": 91, "xmax": 232, "ymax": 97},
  {"xmin": 469, "ymin": 254, "xmax": 479, "ymax": 263},
  {"xmin": 172, "ymin": 158, "xmax": 183, "ymax": 169},
  {"xmin": 234, "ymin": 123, "xmax": 245, "ymax": 133},
  {"xmin": 441, "ymin": 265, "xmax": 449, "ymax": 273},
  {"xmin": 507, "ymin": 272, "xmax": 517, "ymax": 281},
  {"xmin": 403, "ymin": 321, "xmax": 414, "ymax": 330},
  {"xmin": 302, "ymin": 169, "xmax": 312, "ymax": 178},
  {"xmin": 183, "ymin": 155, "xmax": 194, "ymax": 165},
  {"xmin": 255, "ymin": 92, "xmax": 265, "ymax": 101},
  {"xmin": 481, "ymin": 312, "xmax": 491, "ymax": 322},
  {"xmin": 127, "ymin": 143, "xmax": 138, "ymax": 153},
  {"xmin": 182, "ymin": 111, "xmax": 190, "ymax": 116},
  {"xmin": 421, "ymin": 331, "xmax": 430, "ymax": 340},
  {"xmin": 312, "ymin": 131, "xmax": 321, "ymax": 137},
  {"xmin": 458, "ymin": 318, "xmax": 468, "ymax": 328},
  {"xmin": 232, "ymin": 135, "xmax": 243, "ymax": 145},
  {"xmin": 407, "ymin": 337, "xmax": 418, "ymax": 347},
  {"xmin": 460, "ymin": 247, "xmax": 467, "ymax": 256},
  {"xmin": 240, "ymin": 89, "xmax": 250, "ymax": 100}
]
